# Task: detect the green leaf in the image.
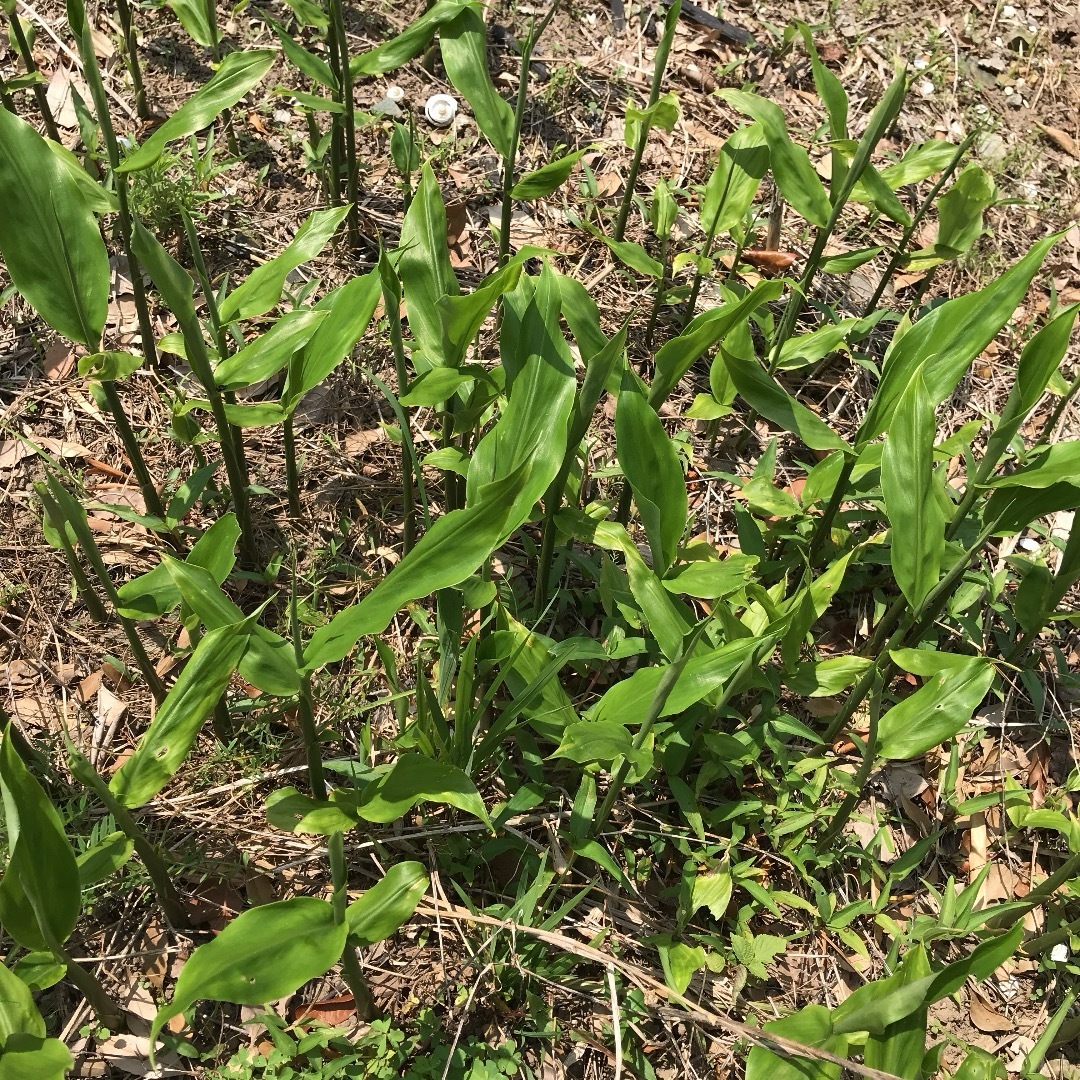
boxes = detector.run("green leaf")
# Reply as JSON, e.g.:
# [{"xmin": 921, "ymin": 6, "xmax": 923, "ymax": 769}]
[
  {"xmin": 988, "ymin": 441, "xmax": 1080, "ymax": 489},
  {"xmin": 351, "ymin": 755, "xmax": 490, "ymax": 826},
  {"xmin": 441, "ymin": 5, "xmax": 513, "ymax": 158},
  {"xmin": 0, "ymin": 1035, "xmax": 73, "ymax": 1080},
  {"xmin": 0, "ymin": 728, "xmax": 81, "ymax": 951},
  {"xmin": 511, "ymin": 149, "xmax": 587, "ymax": 199},
  {"xmin": 859, "ymin": 234, "xmax": 1060, "ymax": 442},
  {"xmin": 116, "ymin": 513, "xmax": 239, "ymax": 619},
  {"xmin": 877, "ymin": 656, "xmax": 995, "ymax": 760},
  {"xmin": 690, "ymin": 869, "xmax": 733, "ymax": 919},
  {"xmin": 746, "ymin": 1005, "xmax": 844, "ymax": 1080},
  {"xmin": 786, "ymin": 656, "xmax": 872, "ymax": 697},
  {"xmin": 10, "ymin": 953, "xmax": 65, "ymax": 992},
  {"xmin": 951, "ymin": 1049, "xmax": 1007, "ymax": 1080},
  {"xmin": 881, "ymin": 371, "xmax": 945, "ymax": 608},
  {"xmin": 399, "ymin": 367, "xmax": 476, "ymax": 407},
  {"xmin": 700, "ymin": 124, "xmax": 770, "ymax": 241},
  {"xmin": 817, "ymin": 245, "xmax": 884, "ymax": 274},
  {"xmin": 268, "ymin": 17, "xmax": 336, "ymax": 90},
  {"xmin": 551, "ymin": 721, "xmax": 653, "ymax": 781},
  {"xmin": 399, "ymin": 165, "xmax": 460, "ymax": 367},
  {"xmin": 346, "ymin": 862, "xmax": 429, "ymax": 946},
  {"xmin": 76, "ymin": 831, "xmax": 134, "ymax": 887},
  {"xmin": 722, "ymin": 350, "xmax": 851, "ymax": 453},
  {"xmin": 718, "ymin": 90, "xmax": 831, "ymax": 228},
  {"xmin": 213, "ymin": 308, "xmax": 327, "ymax": 391},
  {"xmin": 616, "ymin": 386, "xmax": 687, "ymax": 572},
  {"xmin": 149, "ymin": 897, "xmax": 347, "ymax": 1061},
  {"xmin": 662, "ymin": 555, "xmax": 758, "ymax": 599},
  {"xmin": 832, "ymin": 946, "xmax": 932, "ymax": 1036},
  {"xmin": 265, "ymin": 787, "xmax": 358, "ymax": 835},
  {"xmin": 350, "ymin": 0, "xmax": 471, "ymax": 76},
  {"xmin": 654, "ymin": 938, "xmax": 705, "ymax": 996},
  {"xmin": 775, "ymin": 315, "xmax": 881, "ymax": 371},
  {"xmin": 438, "ymin": 260, "xmax": 523, "ymax": 369},
  {"xmin": 925, "ymin": 923, "xmax": 1023, "ymax": 1002},
  {"xmin": 601, "ymin": 236, "xmax": 663, "ymax": 278},
  {"xmin": 219, "ymin": 206, "xmax": 351, "ymax": 323},
  {"xmin": 168, "ymin": 0, "xmax": 217, "ymax": 47},
  {"xmin": 907, "ymin": 165, "xmax": 996, "ymax": 270},
  {"xmin": 0, "ymin": 107, "xmax": 108, "ymax": 347},
  {"xmin": 109, "ymin": 623, "xmax": 248, "ymax": 807},
  {"xmin": 77, "ymin": 350, "xmax": 143, "ymax": 382},
  {"xmin": 0, "ymin": 958, "xmax": 46, "ymax": 1040},
  {"xmin": 118, "ymin": 50, "xmax": 276, "ymax": 173}
]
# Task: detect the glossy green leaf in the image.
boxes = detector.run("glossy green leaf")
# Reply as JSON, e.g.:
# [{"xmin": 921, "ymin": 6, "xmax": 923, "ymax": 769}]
[
  {"xmin": 551, "ymin": 721, "xmax": 653, "ymax": 780},
  {"xmin": 745, "ymin": 1004, "xmax": 845, "ymax": 1080},
  {"xmin": 168, "ymin": 0, "xmax": 216, "ymax": 47},
  {"xmin": 399, "ymin": 165, "xmax": 459, "ymax": 367},
  {"xmin": 925, "ymin": 923, "xmax": 1023, "ymax": 1002},
  {"xmin": 616, "ymin": 387, "xmax": 687, "ymax": 572},
  {"xmin": 817, "ymin": 245, "xmax": 884, "ymax": 274},
  {"xmin": 690, "ymin": 869, "xmax": 733, "ymax": 919},
  {"xmin": 116, "ymin": 513, "xmax": 239, "ymax": 620},
  {"xmin": 438, "ymin": 260, "xmax": 523, "ymax": 369},
  {"xmin": 877, "ymin": 139, "xmax": 958, "ymax": 189},
  {"xmin": 881, "ymin": 371, "xmax": 944, "ymax": 608},
  {"xmin": 786, "ymin": 656, "xmax": 872, "ymax": 697},
  {"xmin": 350, "ymin": 0, "xmax": 471, "ymax": 76},
  {"xmin": 213, "ymin": 308, "xmax": 327, "ymax": 391},
  {"xmin": 10, "ymin": 953, "xmax": 65, "ymax": 992},
  {"xmin": 268, "ymin": 17, "xmax": 336, "ymax": 90},
  {"xmin": 662, "ymin": 555, "xmax": 758, "ymax": 599},
  {"xmin": 0, "ymin": 1035, "xmax": 73, "ymax": 1080},
  {"xmin": 718, "ymin": 90, "xmax": 831, "ymax": 228},
  {"xmin": 775, "ymin": 315, "xmax": 881, "ymax": 371},
  {"xmin": 47, "ymin": 137, "xmax": 118, "ymax": 214},
  {"xmin": 77, "ymin": 350, "xmax": 143, "ymax": 382},
  {"xmin": 655, "ymin": 938, "xmax": 706, "ymax": 996},
  {"xmin": 988, "ymin": 441, "xmax": 1080, "ymax": 489},
  {"xmin": 859, "ymin": 234, "xmax": 1059, "ymax": 442},
  {"xmin": 951, "ymin": 1049, "xmax": 1007, "ymax": 1080},
  {"xmin": 441, "ymin": 5, "xmax": 513, "ymax": 158},
  {"xmin": 601, "ymin": 236, "xmax": 663, "ymax": 278},
  {"xmin": 0, "ymin": 107, "xmax": 108, "ymax": 347},
  {"xmin": 0, "ymin": 728, "xmax": 81, "ymax": 951},
  {"xmin": 511, "ymin": 149, "xmax": 587, "ymax": 199},
  {"xmin": 723, "ymin": 350, "xmax": 851, "ymax": 453},
  {"xmin": 877, "ymin": 655, "xmax": 995, "ymax": 760},
  {"xmin": 700, "ymin": 124, "xmax": 770, "ymax": 242},
  {"xmin": 650, "ymin": 280, "xmax": 785, "ymax": 407},
  {"xmin": 832, "ymin": 945, "xmax": 932, "ymax": 1036},
  {"xmin": 286, "ymin": 270, "xmax": 382, "ymax": 405},
  {"xmin": 76, "ymin": 831, "xmax": 134, "ymax": 887},
  {"xmin": 907, "ymin": 165, "xmax": 996, "ymax": 270},
  {"xmin": 351, "ymin": 755, "xmax": 490, "ymax": 825},
  {"xmin": 109, "ymin": 622, "xmax": 248, "ymax": 807},
  {"xmin": 265, "ymin": 787, "xmax": 358, "ymax": 835},
  {"xmin": 161, "ymin": 559, "xmax": 300, "ymax": 697},
  {"xmin": 149, "ymin": 897, "xmax": 346, "ymax": 1060},
  {"xmin": 118, "ymin": 50, "xmax": 276, "ymax": 173},
  {"xmin": 0, "ymin": 958, "xmax": 46, "ymax": 1040},
  {"xmin": 346, "ymin": 861, "xmax": 429, "ymax": 946},
  {"xmin": 218, "ymin": 206, "xmax": 351, "ymax": 323}
]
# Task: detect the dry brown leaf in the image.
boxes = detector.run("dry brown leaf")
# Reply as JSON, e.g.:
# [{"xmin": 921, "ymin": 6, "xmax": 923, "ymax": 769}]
[
  {"xmin": 96, "ymin": 1032, "xmax": 186, "ymax": 1076},
  {"xmin": 292, "ymin": 994, "xmax": 356, "ymax": 1026},
  {"xmin": 968, "ymin": 989, "xmax": 1014, "ymax": 1034},
  {"xmin": 0, "ymin": 437, "xmax": 93, "ymax": 469},
  {"xmin": 344, "ymin": 427, "xmax": 387, "ymax": 454},
  {"xmin": 1037, "ymin": 123, "xmax": 1079, "ymax": 158},
  {"xmin": 43, "ymin": 341, "xmax": 76, "ymax": 380}
]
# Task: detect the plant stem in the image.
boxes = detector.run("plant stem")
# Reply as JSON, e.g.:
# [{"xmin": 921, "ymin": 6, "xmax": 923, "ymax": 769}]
[
  {"xmin": 56, "ymin": 943, "xmax": 123, "ymax": 1030},
  {"xmin": 37, "ymin": 487, "xmax": 110, "ymax": 622},
  {"xmin": 114, "ymin": 0, "xmax": 149, "ymax": 119},
  {"xmin": 328, "ymin": 831, "xmax": 376, "ymax": 1018},
  {"xmin": 7, "ymin": 9, "xmax": 60, "ymax": 141},
  {"xmin": 67, "ymin": 748, "xmax": 191, "ymax": 929},
  {"xmin": 328, "ymin": 0, "xmax": 359, "ymax": 247},
  {"xmin": 612, "ymin": 0, "xmax": 681, "ymax": 244},
  {"xmin": 860, "ymin": 131, "xmax": 977, "ymax": 318},
  {"xmin": 283, "ymin": 417, "xmax": 302, "ymax": 517},
  {"xmin": 1039, "ymin": 369, "xmax": 1080, "ymax": 444},
  {"xmin": 499, "ymin": 1, "xmax": 560, "ymax": 266},
  {"xmin": 100, "ymin": 381, "xmax": 168, "ymax": 522},
  {"xmin": 0, "ymin": 69, "xmax": 17, "ymax": 112},
  {"xmin": 805, "ymin": 455, "xmax": 855, "ymax": 564},
  {"xmin": 644, "ymin": 236, "xmax": 669, "ymax": 349}
]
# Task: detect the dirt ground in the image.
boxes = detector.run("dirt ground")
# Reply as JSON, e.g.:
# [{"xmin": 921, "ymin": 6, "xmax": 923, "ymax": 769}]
[{"xmin": 1, "ymin": 0, "xmax": 1080, "ymax": 1076}]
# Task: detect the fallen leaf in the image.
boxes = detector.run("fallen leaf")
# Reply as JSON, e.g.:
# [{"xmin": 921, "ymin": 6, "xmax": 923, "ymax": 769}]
[
  {"xmin": 968, "ymin": 988, "xmax": 1014, "ymax": 1034},
  {"xmin": 1037, "ymin": 123, "xmax": 1078, "ymax": 158},
  {"xmin": 45, "ymin": 65, "xmax": 90, "ymax": 129},
  {"xmin": 743, "ymin": 249, "xmax": 798, "ymax": 275},
  {"xmin": 292, "ymin": 994, "xmax": 356, "ymax": 1026},
  {"xmin": 344, "ymin": 427, "xmax": 386, "ymax": 454},
  {"xmin": 43, "ymin": 341, "xmax": 76, "ymax": 380}
]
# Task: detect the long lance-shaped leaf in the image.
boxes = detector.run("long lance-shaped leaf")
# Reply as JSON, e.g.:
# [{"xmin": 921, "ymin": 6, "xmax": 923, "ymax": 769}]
[
  {"xmin": 0, "ymin": 108, "xmax": 108, "ymax": 347},
  {"xmin": 109, "ymin": 622, "xmax": 248, "ymax": 808},
  {"xmin": 466, "ymin": 265, "xmax": 577, "ymax": 500},
  {"xmin": 346, "ymin": 861, "xmax": 429, "ymax": 945},
  {"xmin": 168, "ymin": 0, "xmax": 217, "ymax": 47},
  {"xmin": 349, "ymin": 0, "xmax": 472, "ymax": 76},
  {"xmin": 149, "ymin": 897, "xmax": 346, "ymax": 1067},
  {"xmin": 717, "ymin": 90, "xmax": 832, "ymax": 228},
  {"xmin": 616, "ymin": 384, "xmax": 687, "ymax": 573},
  {"xmin": 700, "ymin": 124, "xmax": 770, "ymax": 242},
  {"xmin": 213, "ymin": 308, "xmax": 327, "ymax": 391},
  {"xmin": 118, "ymin": 49, "xmax": 276, "ymax": 173},
  {"xmin": 880, "ymin": 371, "xmax": 944, "ymax": 608},
  {"xmin": 649, "ymin": 280, "xmax": 785, "ymax": 408},
  {"xmin": 0, "ymin": 728, "xmax": 82, "ymax": 952},
  {"xmin": 304, "ymin": 464, "xmax": 533, "ymax": 670},
  {"xmin": 218, "ymin": 206, "xmax": 351, "ymax": 323},
  {"xmin": 399, "ymin": 165, "xmax": 460, "ymax": 367},
  {"xmin": 441, "ymin": 4, "xmax": 514, "ymax": 159},
  {"xmin": 859, "ymin": 234, "xmax": 1060, "ymax": 442}
]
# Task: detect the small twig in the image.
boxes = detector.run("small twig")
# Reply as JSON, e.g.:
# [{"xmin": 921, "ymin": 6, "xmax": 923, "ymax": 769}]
[{"xmin": 607, "ymin": 964, "xmax": 624, "ymax": 1080}]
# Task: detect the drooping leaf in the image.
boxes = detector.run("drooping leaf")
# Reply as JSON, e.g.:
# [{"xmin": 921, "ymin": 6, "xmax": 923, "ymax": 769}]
[
  {"xmin": 745, "ymin": 1004, "xmax": 846, "ymax": 1080},
  {"xmin": 349, "ymin": 0, "xmax": 472, "ymax": 76},
  {"xmin": 877, "ymin": 655, "xmax": 995, "ymax": 760},
  {"xmin": 218, "ymin": 206, "xmax": 351, "ymax": 323},
  {"xmin": 109, "ymin": 623, "xmax": 248, "ymax": 807},
  {"xmin": 149, "ymin": 898, "xmax": 347, "ymax": 1062},
  {"xmin": 167, "ymin": 0, "xmax": 217, "ymax": 48},
  {"xmin": 0, "ymin": 107, "xmax": 108, "ymax": 347},
  {"xmin": 119, "ymin": 50, "xmax": 276, "ymax": 173},
  {"xmin": 213, "ymin": 309, "xmax": 328, "ymax": 391},
  {"xmin": 346, "ymin": 862, "xmax": 429, "ymax": 945},
  {"xmin": 662, "ymin": 555, "xmax": 758, "ymax": 599},
  {"xmin": 511, "ymin": 149, "xmax": 587, "ymax": 199},
  {"xmin": 0, "ymin": 728, "xmax": 81, "ymax": 951},
  {"xmin": 551, "ymin": 721, "xmax": 653, "ymax": 780},
  {"xmin": 700, "ymin": 124, "xmax": 770, "ymax": 241},
  {"xmin": 350, "ymin": 756, "xmax": 490, "ymax": 826}
]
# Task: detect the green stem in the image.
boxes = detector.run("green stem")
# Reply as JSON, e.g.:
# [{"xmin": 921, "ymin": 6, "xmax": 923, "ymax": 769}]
[
  {"xmin": 114, "ymin": 0, "xmax": 149, "ymax": 119},
  {"xmin": 805, "ymin": 455, "xmax": 855, "ymax": 564},
  {"xmin": 37, "ymin": 487, "xmax": 110, "ymax": 623},
  {"xmin": 100, "ymin": 381, "xmax": 167, "ymax": 522},
  {"xmin": 328, "ymin": 0, "xmax": 359, "ymax": 246},
  {"xmin": 499, "ymin": 2, "xmax": 559, "ymax": 266},
  {"xmin": 283, "ymin": 417, "xmax": 302, "ymax": 517},
  {"xmin": 328, "ymin": 832, "xmax": 376, "ymax": 1017},
  {"xmin": 67, "ymin": 748, "xmax": 191, "ymax": 929},
  {"xmin": 8, "ymin": 10, "xmax": 59, "ymax": 141},
  {"xmin": 644, "ymin": 237, "xmax": 669, "ymax": 349},
  {"xmin": 57, "ymin": 944, "xmax": 123, "ymax": 1031},
  {"xmin": 1039, "ymin": 369, "xmax": 1080, "ymax": 444},
  {"xmin": 0, "ymin": 69, "xmax": 16, "ymax": 112}
]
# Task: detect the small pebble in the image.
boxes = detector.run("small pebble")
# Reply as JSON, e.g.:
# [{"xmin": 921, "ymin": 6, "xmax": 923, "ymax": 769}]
[
  {"xmin": 913, "ymin": 56, "xmax": 929, "ymax": 69},
  {"xmin": 919, "ymin": 79, "xmax": 935, "ymax": 97},
  {"xmin": 1018, "ymin": 537, "xmax": 1040, "ymax": 552},
  {"xmin": 1050, "ymin": 943, "xmax": 1069, "ymax": 963},
  {"xmin": 273, "ymin": 109, "xmax": 291, "ymax": 124}
]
